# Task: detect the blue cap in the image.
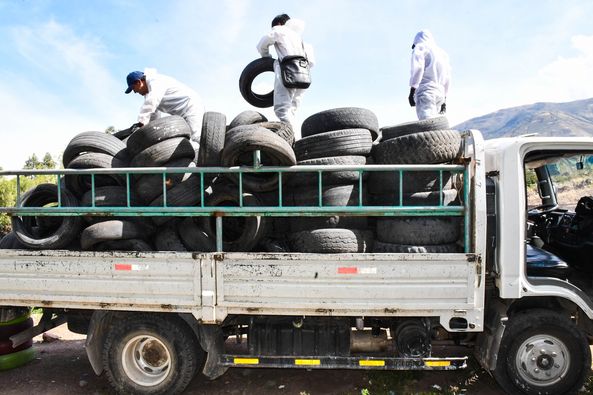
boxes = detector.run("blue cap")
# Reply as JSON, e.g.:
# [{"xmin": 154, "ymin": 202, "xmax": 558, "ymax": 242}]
[{"xmin": 125, "ymin": 71, "xmax": 144, "ymax": 94}]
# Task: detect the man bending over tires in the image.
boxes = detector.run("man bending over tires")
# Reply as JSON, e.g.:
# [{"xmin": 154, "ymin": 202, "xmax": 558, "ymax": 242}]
[
  {"xmin": 257, "ymin": 13, "xmax": 315, "ymax": 128},
  {"xmin": 408, "ymin": 30, "xmax": 451, "ymax": 120},
  {"xmin": 124, "ymin": 68, "xmax": 204, "ymax": 145}
]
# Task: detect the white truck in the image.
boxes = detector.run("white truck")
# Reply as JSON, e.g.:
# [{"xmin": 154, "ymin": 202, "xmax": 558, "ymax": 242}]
[{"xmin": 1, "ymin": 129, "xmax": 592, "ymax": 394}]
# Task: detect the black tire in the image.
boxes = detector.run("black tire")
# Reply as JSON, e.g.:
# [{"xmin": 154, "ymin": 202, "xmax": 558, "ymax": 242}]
[
  {"xmin": 239, "ymin": 57, "xmax": 275, "ymax": 108},
  {"xmin": 493, "ymin": 309, "xmax": 591, "ymax": 395},
  {"xmin": 380, "ymin": 116, "xmax": 450, "ymax": 141},
  {"xmin": 102, "ymin": 313, "xmax": 204, "ymax": 395},
  {"xmin": 126, "ymin": 116, "xmax": 191, "ymax": 157},
  {"xmin": 0, "ymin": 232, "xmax": 24, "ymax": 249},
  {"xmin": 63, "ymin": 131, "xmax": 128, "ymax": 168},
  {"xmin": 373, "ymin": 241, "xmax": 460, "ymax": 253},
  {"xmin": 294, "ymin": 129, "xmax": 373, "ymax": 161},
  {"xmin": 372, "ymin": 130, "xmax": 463, "ymax": 164},
  {"xmin": 148, "ymin": 175, "xmax": 203, "ymax": 226},
  {"xmin": 154, "ymin": 223, "xmax": 188, "ymax": 252},
  {"xmin": 291, "ymin": 184, "xmax": 365, "ymax": 207},
  {"xmin": 178, "ymin": 218, "xmax": 215, "ymax": 252},
  {"xmin": 228, "ymin": 110, "xmax": 268, "ymax": 130},
  {"xmin": 368, "ymin": 170, "xmax": 453, "ymax": 194},
  {"xmin": 288, "ymin": 156, "xmax": 367, "ymax": 187},
  {"xmin": 301, "ymin": 107, "xmax": 379, "ymax": 140},
  {"xmin": 369, "ymin": 189, "xmax": 460, "ymax": 207},
  {"xmin": 289, "ymin": 216, "xmax": 368, "ymax": 232},
  {"xmin": 198, "ymin": 112, "xmax": 226, "ymax": 167},
  {"xmin": 203, "ymin": 185, "xmax": 267, "ymax": 252},
  {"xmin": 227, "ymin": 122, "xmax": 295, "ymax": 147},
  {"xmin": 80, "ymin": 220, "xmax": 149, "ymax": 250},
  {"xmin": 222, "ymin": 127, "xmax": 296, "ymax": 192},
  {"xmin": 130, "ymin": 137, "xmax": 195, "ymax": 168},
  {"xmin": 289, "ymin": 229, "xmax": 374, "ymax": 253},
  {"xmin": 65, "ymin": 152, "xmax": 128, "ymax": 197},
  {"xmin": 12, "ymin": 184, "xmax": 82, "ymax": 249},
  {"xmin": 376, "ymin": 217, "xmax": 461, "ymax": 245},
  {"xmin": 94, "ymin": 238, "xmax": 153, "ymax": 252},
  {"xmin": 81, "ymin": 186, "xmax": 141, "ymax": 208},
  {"xmin": 134, "ymin": 158, "xmax": 196, "ymax": 203}
]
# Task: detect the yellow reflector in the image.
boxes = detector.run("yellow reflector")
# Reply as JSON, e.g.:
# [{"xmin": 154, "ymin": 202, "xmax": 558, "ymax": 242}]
[
  {"xmin": 295, "ymin": 359, "xmax": 321, "ymax": 366},
  {"xmin": 234, "ymin": 358, "xmax": 259, "ymax": 365},
  {"xmin": 359, "ymin": 360, "xmax": 385, "ymax": 367},
  {"xmin": 425, "ymin": 360, "xmax": 451, "ymax": 367}
]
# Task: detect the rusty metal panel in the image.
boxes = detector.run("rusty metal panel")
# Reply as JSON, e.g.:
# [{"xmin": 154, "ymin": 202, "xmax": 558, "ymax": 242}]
[{"xmin": 0, "ymin": 250, "xmax": 201, "ymax": 311}]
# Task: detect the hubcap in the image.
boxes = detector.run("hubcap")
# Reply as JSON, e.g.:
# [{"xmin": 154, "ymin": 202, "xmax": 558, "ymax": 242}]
[
  {"xmin": 515, "ymin": 334, "xmax": 569, "ymax": 386},
  {"xmin": 122, "ymin": 335, "xmax": 171, "ymax": 386}
]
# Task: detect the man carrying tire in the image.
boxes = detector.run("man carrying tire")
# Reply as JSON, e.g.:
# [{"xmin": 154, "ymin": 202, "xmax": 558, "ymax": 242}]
[
  {"xmin": 408, "ymin": 30, "xmax": 451, "ymax": 120},
  {"xmin": 256, "ymin": 14, "xmax": 314, "ymax": 128},
  {"xmin": 124, "ymin": 68, "xmax": 204, "ymax": 145}
]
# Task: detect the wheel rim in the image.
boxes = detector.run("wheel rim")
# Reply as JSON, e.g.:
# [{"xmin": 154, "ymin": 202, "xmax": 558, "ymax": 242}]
[
  {"xmin": 122, "ymin": 335, "xmax": 171, "ymax": 387},
  {"xmin": 515, "ymin": 334, "xmax": 570, "ymax": 386}
]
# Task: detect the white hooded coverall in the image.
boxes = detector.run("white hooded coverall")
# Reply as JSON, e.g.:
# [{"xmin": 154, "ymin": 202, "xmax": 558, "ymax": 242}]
[
  {"xmin": 257, "ymin": 19, "xmax": 314, "ymax": 127},
  {"xmin": 409, "ymin": 30, "xmax": 451, "ymax": 120},
  {"xmin": 137, "ymin": 68, "xmax": 204, "ymax": 142}
]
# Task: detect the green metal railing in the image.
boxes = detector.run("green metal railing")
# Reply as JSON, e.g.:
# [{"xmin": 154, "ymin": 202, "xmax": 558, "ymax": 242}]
[{"xmin": 0, "ymin": 162, "xmax": 470, "ymax": 252}]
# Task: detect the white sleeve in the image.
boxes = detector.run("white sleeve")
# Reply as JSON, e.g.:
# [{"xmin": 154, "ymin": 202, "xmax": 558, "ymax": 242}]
[
  {"xmin": 137, "ymin": 78, "xmax": 168, "ymax": 125},
  {"xmin": 257, "ymin": 32, "xmax": 275, "ymax": 57},
  {"xmin": 304, "ymin": 43, "xmax": 315, "ymax": 67}
]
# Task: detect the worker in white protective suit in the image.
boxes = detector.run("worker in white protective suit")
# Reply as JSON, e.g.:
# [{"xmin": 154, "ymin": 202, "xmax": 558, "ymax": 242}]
[
  {"xmin": 257, "ymin": 14, "xmax": 315, "ymax": 128},
  {"xmin": 124, "ymin": 68, "xmax": 204, "ymax": 143},
  {"xmin": 408, "ymin": 30, "xmax": 451, "ymax": 120}
]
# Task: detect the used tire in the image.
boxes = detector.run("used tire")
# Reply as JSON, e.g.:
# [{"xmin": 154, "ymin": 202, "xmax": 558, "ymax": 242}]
[
  {"xmin": 380, "ymin": 116, "xmax": 449, "ymax": 141},
  {"xmin": 94, "ymin": 238, "xmax": 153, "ymax": 252},
  {"xmin": 63, "ymin": 131, "xmax": 128, "ymax": 168},
  {"xmin": 102, "ymin": 313, "xmax": 205, "ymax": 395},
  {"xmin": 372, "ymin": 130, "xmax": 463, "ymax": 164},
  {"xmin": 178, "ymin": 218, "xmax": 215, "ymax": 252},
  {"xmin": 301, "ymin": 107, "xmax": 379, "ymax": 140},
  {"xmin": 12, "ymin": 184, "xmax": 82, "ymax": 250},
  {"xmin": 289, "ymin": 228, "xmax": 374, "ymax": 253},
  {"xmin": 239, "ymin": 57, "xmax": 275, "ymax": 108},
  {"xmin": 294, "ymin": 129, "xmax": 372, "ymax": 161},
  {"xmin": 80, "ymin": 220, "xmax": 148, "ymax": 250},
  {"xmin": 493, "ymin": 309, "xmax": 591, "ymax": 395},
  {"xmin": 288, "ymin": 156, "xmax": 367, "ymax": 187},
  {"xmin": 126, "ymin": 116, "xmax": 191, "ymax": 158},
  {"xmin": 134, "ymin": 158, "xmax": 195, "ymax": 203},
  {"xmin": 198, "ymin": 112, "xmax": 226, "ymax": 167},
  {"xmin": 373, "ymin": 241, "xmax": 459, "ymax": 253},
  {"xmin": 289, "ymin": 216, "xmax": 368, "ymax": 233},
  {"xmin": 130, "ymin": 137, "xmax": 195, "ymax": 168},
  {"xmin": 228, "ymin": 110, "xmax": 268, "ymax": 130},
  {"xmin": 376, "ymin": 217, "xmax": 461, "ymax": 245},
  {"xmin": 0, "ymin": 347, "xmax": 35, "ymax": 371},
  {"xmin": 368, "ymin": 171, "xmax": 454, "ymax": 194},
  {"xmin": 149, "ymin": 175, "xmax": 203, "ymax": 226},
  {"xmin": 154, "ymin": 223, "xmax": 188, "ymax": 252},
  {"xmin": 65, "ymin": 152, "xmax": 128, "ymax": 197},
  {"xmin": 369, "ymin": 188, "xmax": 459, "ymax": 207},
  {"xmin": 222, "ymin": 127, "xmax": 296, "ymax": 192},
  {"xmin": 291, "ymin": 184, "xmax": 365, "ymax": 207}
]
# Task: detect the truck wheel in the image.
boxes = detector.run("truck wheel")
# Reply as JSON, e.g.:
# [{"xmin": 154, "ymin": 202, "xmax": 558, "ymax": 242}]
[
  {"xmin": 301, "ymin": 107, "xmax": 379, "ymax": 140},
  {"xmin": 239, "ymin": 58, "xmax": 275, "ymax": 108},
  {"xmin": 294, "ymin": 129, "xmax": 373, "ymax": 161},
  {"xmin": 493, "ymin": 309, "xmax": 591, "ymax": 395},
  {"xmin": 103, "ymin": 314, "xmax": 203, "ymax": 395}
]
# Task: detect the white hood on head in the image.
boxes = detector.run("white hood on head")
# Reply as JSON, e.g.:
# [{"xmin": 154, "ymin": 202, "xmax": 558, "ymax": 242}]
[{"xmin": 413, "ymin": 30, "xmax": 434, "ymax": 46}]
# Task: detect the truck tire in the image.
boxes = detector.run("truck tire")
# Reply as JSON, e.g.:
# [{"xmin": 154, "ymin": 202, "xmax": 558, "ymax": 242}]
[
  {"xmin": 291, "ymin": 184, "xmax": 365, "ymax": 207},
  {"xmin": 239, "ymin": 57, "xmax": 275, "ymax": 108},
  {"xmin": 148, "ymin": 174, "xmax": 203, "ymax": 226},
  {"xmin": 126, "ymin": 116, "xmax": 191, "ymax": 157},
  {"xmin": 289, "ymin": 228, "xmax": 373, "ymax": 253},
  {"xmin": 198, "ymin": 112, "xmax": 226, "ymax": 167},
  {"xmin": 227, "ymin": 122, "xmax": 295, "ymax": 147},
  {"xmin": 178, "ymin": 218, "xmax": 215, "ymax": 252},
  {"xmin": 228, "ymin": 110, "xmax": 268, "ymax": 130},
  {"xmin": 102, "ymin": 313, "xmax": 204, "ymax": 395},
  {"xmin": 380, "ymin": 116, "xmax": 449, "ymax": 141},
  {"xmin": 130, "ymin": 137, "xmax": 195, "ymax": 168},
  {"xmin": 289, "ymin": 216, "xmax": 368, "ymax": 232},
  {"xmin": 301, "ymin": 107, "xmax": 379, "ymax": 140},
  {"xmin": 65, "ymin": 152, "xmax": 128, "ymax": 197},
  {"xmin": 134, "ymin": 158, "xmax": 195, "ymax": 203},
  {"xmin": 368, "ymin": 171, "xmax": 453, "ymax": 194},
  {"xmin": 372, "ymin": 130, "xmax": 463, "ymax": 164},
  {"xmin": 493, "ymin": 309, "xmax": 591, "ymax": 395},
  {"xmin": 63, "ymin": 131, "xmax": 129, "ymax": 168},
  {"xmin": 376, "ymin": 217, "xmax": 461, "ymax": 245},
  {"xmin": 80, "ymin": 220, "xmax": 148, "ymax": 250},
  {"xmin": 81, "ymin": 186, "xmax": 141, "ymax": 208},
  {"xmin": 222, "ymin": 127, "xmax": 296, "ymax": 192},
  {"xmin": 373, "ymin": 241, "xmax": 459, "ymax": 253},
  {"xmin": 154, "ymin": 224, "xmax": 188, "ymax": 252},
  {"xmin": 294, "ymin": 129, "xmax": 373, "ymax": 161},
  {"xmin": 12, "ymin": 184, "xmax": 82, "ymax": 250},
  {"xmin": 369, "ymin": 189, "xmax": 459, "ymax": 207},
  {"xmin": 288, "ymin": 156, "xmax": 367, "ymax": 187}
]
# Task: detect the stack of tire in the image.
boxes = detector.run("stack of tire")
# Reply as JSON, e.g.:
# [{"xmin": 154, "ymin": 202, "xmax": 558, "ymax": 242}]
[
  {"xmin": 369, "ymin": 116, "xmax": 464, "ymax": 253},
  {"xmin": 0, "ymin": 307, "xmax": 34, "ymax": 371},
  {"xmin": 288, "ymin": 107, "xmax": 378, "ymax": 253}
]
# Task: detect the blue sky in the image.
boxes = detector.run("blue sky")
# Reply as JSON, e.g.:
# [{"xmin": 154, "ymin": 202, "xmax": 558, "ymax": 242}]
[{"xmin": 1, "ymin": 0, "xmax": 593, "ymax": 169}]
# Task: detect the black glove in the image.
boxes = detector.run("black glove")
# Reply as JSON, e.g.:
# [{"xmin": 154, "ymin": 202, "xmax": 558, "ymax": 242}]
[
  {"xmin": 440, "ymin": 103, "xmax": 447, "ymax": 114},
  {"xmin": 408, "ymin": 87, "xmax": 416, "ymax": 107},
  {"xmin": 131, "ymin": 122, "xmax": 143, "ymax": 132}
]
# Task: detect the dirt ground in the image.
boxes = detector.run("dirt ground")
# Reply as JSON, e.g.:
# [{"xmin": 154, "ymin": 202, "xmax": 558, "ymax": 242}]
[{"xmin": 2, "ymin": 322, "xmax": 593, "ymax": 394}]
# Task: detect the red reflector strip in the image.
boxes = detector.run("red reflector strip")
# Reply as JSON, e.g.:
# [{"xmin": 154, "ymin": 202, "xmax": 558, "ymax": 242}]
[
  {"xmin": 114, "ymin": 264, "xmax": 132, "ymax": 271},
  {"xmin": 338, "ymin": 267, "xmax": 358, "ymax": 274}
]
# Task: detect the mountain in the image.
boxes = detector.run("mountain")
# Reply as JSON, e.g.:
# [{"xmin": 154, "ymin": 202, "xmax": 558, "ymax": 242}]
[{"xmin": 454, "ymin": 98, "xmax": 593, "ymax": 139}]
